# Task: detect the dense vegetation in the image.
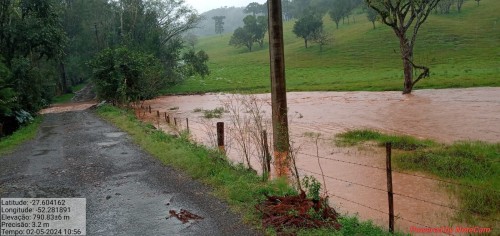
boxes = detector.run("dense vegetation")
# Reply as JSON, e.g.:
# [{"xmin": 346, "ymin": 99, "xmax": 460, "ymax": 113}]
[
  {"xmin": 0, "ymin": 0, "xmax": 209, "ymax": 136},
  {"xmin": 165, "ymin": 0, "xmax": 499, "ymax": 94},
  {"xmin": 0, "ymin": 0, "xmax": 66, "ymax": 135}
]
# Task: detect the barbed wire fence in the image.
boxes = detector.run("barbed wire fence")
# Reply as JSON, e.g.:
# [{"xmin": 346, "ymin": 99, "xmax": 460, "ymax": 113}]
[{"xmin": 131, "ymin": 104, "xmax": 498, "ymax": 234}]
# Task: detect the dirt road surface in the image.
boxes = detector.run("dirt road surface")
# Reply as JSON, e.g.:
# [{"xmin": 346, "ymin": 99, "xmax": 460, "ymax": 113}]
[{"xmin": 0, "ymin": 110, "xmax": 259, "ymax": 236}]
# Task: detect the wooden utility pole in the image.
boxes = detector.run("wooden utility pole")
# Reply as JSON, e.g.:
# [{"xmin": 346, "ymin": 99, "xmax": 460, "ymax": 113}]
[{"xmin": 268, "ymin": 0, "xmax": 290, "ymax": 178}]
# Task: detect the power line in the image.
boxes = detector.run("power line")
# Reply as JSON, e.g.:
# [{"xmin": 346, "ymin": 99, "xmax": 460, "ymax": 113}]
[
  {"xmin": 328, "ymin": 193, "xmax": 388, "ymax": 215},
  {"xmin": 298, "ymin": 151, "xmax": 386, "ymax": 171},
  {"xmin": 329, "ymin": 193, "xmax": 454, "ymax": 235}
]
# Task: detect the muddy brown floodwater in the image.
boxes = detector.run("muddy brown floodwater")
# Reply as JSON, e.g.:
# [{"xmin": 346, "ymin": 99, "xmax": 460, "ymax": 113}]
[
  {"xmin": 138, "ymin": 87, "xmax": 499, "ymax": 234},
  {"xmin": 41, "ymin": 101, "xmax": 97, "ymax": 114}
]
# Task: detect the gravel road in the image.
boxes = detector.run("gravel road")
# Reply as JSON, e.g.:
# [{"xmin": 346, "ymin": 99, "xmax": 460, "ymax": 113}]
[{"xmin": 0, "ymin": 110, "xmax": 260, "ymax": 236}]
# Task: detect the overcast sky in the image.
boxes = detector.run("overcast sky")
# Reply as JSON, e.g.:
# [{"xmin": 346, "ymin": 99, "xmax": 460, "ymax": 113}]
[{"xmin": 184, "ymin": 0, "xmax": 267, "ymax": 13}]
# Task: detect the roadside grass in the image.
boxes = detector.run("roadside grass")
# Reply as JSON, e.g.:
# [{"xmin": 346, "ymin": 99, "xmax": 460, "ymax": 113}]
[
  {"xmin": 52, "ymin": 82, "xmax": 88, "ymax": 104},
  {"xmin": 163, "ymin": 0, "xmax": 499, "ymax": 94},
  {"xmin": 97, "ymin": 105, "xmax": 401, "ymax": 235},
  {"xmin": 336, "ymin": 129, "xmax": 500, "ymax": 227},
  {"xmin": 296, "ymin": 216, "xmax": 406, "ymax": 236},
  {"xmin": 0, "ymin": 117, "xmax": 43, "ymax": 156}
]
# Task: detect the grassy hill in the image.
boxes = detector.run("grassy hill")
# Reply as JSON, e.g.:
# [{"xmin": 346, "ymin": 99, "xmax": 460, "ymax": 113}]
[{"xmin": 165, "ymin": 0, "xmax": 500, "ymax": 94}]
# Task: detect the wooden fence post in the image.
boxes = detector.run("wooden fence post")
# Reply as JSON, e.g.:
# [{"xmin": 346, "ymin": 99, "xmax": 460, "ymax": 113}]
[
  {"xmin": 164, "ymin": 112, "xmax": 168, "ymax": 122},
  {"xmin": 174, "ymin": 118, "xmax": 177, "ymax": 126},
  {"xmin": 156, "ymin": 111, "xmax": 160, "ymax": 128},
  {"xmin": 261, "ymin": 130, "xmax": 271, "ymax": 179},
  {"xmin": 186, "ymin": 118, "xmax": 189, "ymax": 132},
  {"xmin": 217, "ymin": 122, "xmax": 225, "ymax": 153},
  {"xmin": 148, "ymin": 105, "xmax": 151, "ymax": 113},
  {"xmin": 386, "ymin": 142, "xmax": 394, "ymax": 233}
]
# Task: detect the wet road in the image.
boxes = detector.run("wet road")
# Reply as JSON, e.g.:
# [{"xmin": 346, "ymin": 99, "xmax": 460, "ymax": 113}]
[{"xmin": 0, "ymin": 110, "xmax": 259, "ymax": 236}]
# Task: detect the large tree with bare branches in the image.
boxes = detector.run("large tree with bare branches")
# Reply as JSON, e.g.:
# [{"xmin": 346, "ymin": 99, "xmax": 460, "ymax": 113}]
[{"xmin": 365, "ymin": 0, "xmax": 441, "ymax": 94}]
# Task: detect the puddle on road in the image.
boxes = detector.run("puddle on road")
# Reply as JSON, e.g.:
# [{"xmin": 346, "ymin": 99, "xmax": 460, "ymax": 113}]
[
  {"xmin": 135, "ymin": 87, "xmax": 500, "ymax": 233},
  {"xmin": 40, "ymin": 102, "xmax": 97, "ymax": 114},
  {"xmin": 97, "ymin": 141, "xmax": 121, "ymax": 147},
  {"xmin": 104, "ymin": 132, "xmax": 126, "ymax": 138},
  {"xmin": 33, "ymin": 149, "xmax": 56, "ymax": 156}
]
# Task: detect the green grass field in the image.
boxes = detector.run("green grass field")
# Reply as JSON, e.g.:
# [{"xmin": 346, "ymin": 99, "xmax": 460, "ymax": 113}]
[
  {"xmin": 164, "ymin": 0, "xmax": 499, "ymax": 94},
  {"xmin": 336, "ymin": 129, "xmax": 500, "ymax": 230}
]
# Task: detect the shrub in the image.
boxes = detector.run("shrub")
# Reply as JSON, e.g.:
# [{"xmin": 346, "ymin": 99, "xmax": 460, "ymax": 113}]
[{"xmin": 90, "ymin": 47, "xmax": 165, "ymax": 104}]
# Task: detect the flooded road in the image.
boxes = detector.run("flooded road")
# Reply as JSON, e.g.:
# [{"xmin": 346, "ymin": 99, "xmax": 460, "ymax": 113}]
[{"xmin": 140, "ymin": 87, "xmax": 499, "ymax": 234}]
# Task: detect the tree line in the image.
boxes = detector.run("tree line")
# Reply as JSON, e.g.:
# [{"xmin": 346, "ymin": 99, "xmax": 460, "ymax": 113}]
[{"xmin": 0, "ymin": 0, "xmax": 210, "ymax": 136}]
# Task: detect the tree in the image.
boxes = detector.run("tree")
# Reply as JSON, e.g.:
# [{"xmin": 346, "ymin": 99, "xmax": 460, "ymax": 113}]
[
  {"xmin": 312, "ymin": 29, "xmax": 333, "ymax": 52},
  {"xmin": 341, "ymin": 0, "xmax": 362, "ymax": 25},
  {"xmin": 183, "ymin": 33, "xmax": 198, "ymax": 49},
  {"xmin": 243, "ymin": 15, "xmax": 268, "ymax": 48},
  {"xmin": 90, "ymin": 47, "xmax": 165, "ymax": 104},
  {"xmin": 456, "ymin": 0, "xmax": 465, "ymax": 12},
  {"xmin": 229, "ymin": 27, "xmax": 254, "ymax": 51},
  {"xmin": 256, "ymin": 16, "xmax": 269, "ymax": 47},
  {"xmin": 148, "ymin": 0, "xmax": 201, "ymax": 47},
  {"xmin": 437, "ymin": 0, "xmax": 454, "ymax": 14},
  {"xmin": 244, "ymin": 2, "xmax": 261, "ymax": 16},
  {"xmin": 293, "ymin": 14, "xmax": 323, "ymax": 48},
  {"xmin": 0, "ymin": 0, "xmax": 67, "ymax": 130},
  {"xmin": 229, "ymin": 15, "xmax": 268, "ymax": 51},
  {"xmin": 291, "ymin": 0, "xmax": 312, "ymax": 18},
  {"xmin": 182, "ymin": 50, "xmax": 210, "ymax": 78},
  {"xmin": 282, "ymin": 0, "xmax": 294, "ymax": 20},
  {"xmin": 366, "ymin": 0, "xmax": 440, "ymax": 94},
  {"xmin": 258, "ymin": 2, "xmax": 268, "ymax": 16},
  {"xmin": 0, "ymin": 58, "xmax": 17, "ymax": 136},
  {"xmin": 366, "ymin": 6, "xmax": 378, "ymax": 29},
  {"xmin": 328, "ymin": 0, "xmax": 348, "ymax": 29},
  {"xmin": 212, "ymin": 16, "xmax": 226, "ymax": 35},
  {"xmin": 115, "ymin": 0, "xmax": 202, "ymax": 83}
]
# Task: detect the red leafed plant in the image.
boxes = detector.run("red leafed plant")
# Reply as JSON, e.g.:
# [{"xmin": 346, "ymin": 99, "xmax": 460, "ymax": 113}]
[{"xmin": 256, "ymin": 190, "xmax": 341, "ymax": 234}]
